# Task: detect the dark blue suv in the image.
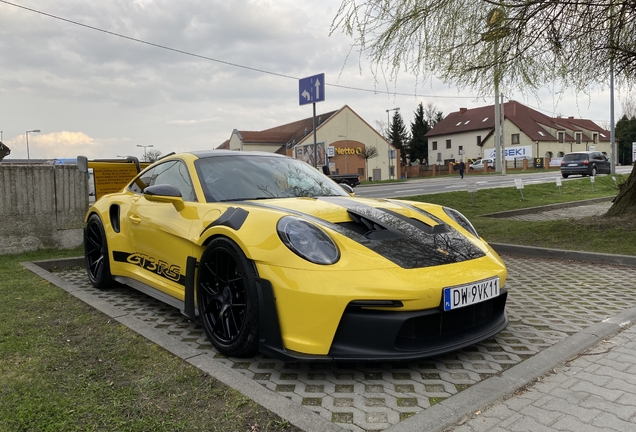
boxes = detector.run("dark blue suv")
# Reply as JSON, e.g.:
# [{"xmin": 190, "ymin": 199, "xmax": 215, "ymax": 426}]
[{"xmin": 560, "ymin": 151, "xmax": 610, "ymax": 178}]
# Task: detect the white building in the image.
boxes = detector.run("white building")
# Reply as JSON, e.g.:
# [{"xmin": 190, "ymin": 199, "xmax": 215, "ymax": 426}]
[
  {"xmin": 219, "ymin": 105, "xmax": 399, "ymax": 181},
  {"xmin": 425, "ymin": 100, "xmax": 611, "ymax": 166}
]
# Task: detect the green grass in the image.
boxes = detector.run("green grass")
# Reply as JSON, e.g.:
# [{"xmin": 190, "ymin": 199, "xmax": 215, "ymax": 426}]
[
  {"xmin": 401, "ymin": 174, "xmax": 636, "ymax": 256},
  {"xmin": 0, "ymin": 248, "xmax": 299, "ymax": 432}
]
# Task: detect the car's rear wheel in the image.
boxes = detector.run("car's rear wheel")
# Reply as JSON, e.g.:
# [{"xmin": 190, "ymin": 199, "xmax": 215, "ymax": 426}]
[
  {"xmin": 84, "ymin": 214, "xmax": 113, "ymax": 289},
  {"xmin": 197, "ymin": 238, "xmax": 259, "ymax": 357},
  {"xmin": 562, "ymin": 173, "xmax": 569, "ymax": 178},
  {"xmin": 591, "ymin": 167, "xmax": 597, "ymax": 176}
]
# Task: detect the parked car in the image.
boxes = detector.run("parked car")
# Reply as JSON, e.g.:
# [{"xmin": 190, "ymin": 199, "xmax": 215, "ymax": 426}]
[
  {"xmin": 469, "ymin": 158, "xmax": 496, "ymax": 170},
  {"xmin": 82, "ymin": 150, "xmax": 509, "ymax": 362},
  {"xmin": 560, "ymin": 151, "xmax": 610, "ymax": 178}
]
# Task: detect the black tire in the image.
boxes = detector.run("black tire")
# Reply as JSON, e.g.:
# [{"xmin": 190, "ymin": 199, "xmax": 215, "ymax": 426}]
[
  {"xmin": 84, "ymin": 214, "xmax": 113, "ymax": 289},
  {"xmin": 197, "ymin": 237, "xmax": 259, "ymax": 357},
  {"xmin": 591, "ymin": 167, "xmax": 597, "ymax": 176},
  {"xmin": 562, "ymin": 173, "xmax": 569, "ymax": 178}
]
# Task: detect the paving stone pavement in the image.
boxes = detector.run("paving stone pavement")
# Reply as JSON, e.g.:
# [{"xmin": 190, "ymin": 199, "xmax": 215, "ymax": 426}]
[
  {"xmin": 498, "ymin": 201, "xmax": 613, "ymax": 221},
  {"xmin": 29, "ymin": 252, "xmax": 636, "ymax": 432},
  {"xmin": 447, "ymin": 323, "xmax": 636, "ymax": 432}
]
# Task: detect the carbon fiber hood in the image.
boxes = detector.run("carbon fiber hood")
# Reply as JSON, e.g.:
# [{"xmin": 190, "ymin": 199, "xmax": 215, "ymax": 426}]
[{"xmin": 243, "ymin": 196, "xmax": 485, "ymax": 269}]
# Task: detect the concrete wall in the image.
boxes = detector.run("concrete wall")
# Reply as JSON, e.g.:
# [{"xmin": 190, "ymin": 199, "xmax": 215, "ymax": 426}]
[{"xmin": 0, "ymin": 164, "xmax": 88, "ymax": 255}]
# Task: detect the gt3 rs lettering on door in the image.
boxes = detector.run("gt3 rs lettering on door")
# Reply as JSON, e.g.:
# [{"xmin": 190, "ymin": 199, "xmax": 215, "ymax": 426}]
[{"xmin": 113, "ymin": 251, "xmax": 185, "ymax": 285}]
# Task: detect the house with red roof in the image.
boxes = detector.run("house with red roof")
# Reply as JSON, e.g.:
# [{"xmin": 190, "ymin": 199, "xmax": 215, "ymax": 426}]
[
  {"xmin": 219, "ymin": 105, "xmax": 399, "ymax": 181},
  {"xmin": 425, "ymin": 100, "xmax": 611, "ymax": 167}
]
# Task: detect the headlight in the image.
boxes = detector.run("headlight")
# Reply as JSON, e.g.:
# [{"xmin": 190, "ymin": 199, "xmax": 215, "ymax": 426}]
[
  {"xmin": 443, "ymin": 207, "xmax": 479, "ymax": 238},
  {"xmin": 277, "ymin": 216, "xmax": 340, "ymax": 265}
]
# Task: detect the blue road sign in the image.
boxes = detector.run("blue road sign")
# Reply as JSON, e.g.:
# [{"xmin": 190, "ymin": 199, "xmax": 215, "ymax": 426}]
[{"xmin": 299, "ymin": 73, "xmax": 325, "ymax": 105}]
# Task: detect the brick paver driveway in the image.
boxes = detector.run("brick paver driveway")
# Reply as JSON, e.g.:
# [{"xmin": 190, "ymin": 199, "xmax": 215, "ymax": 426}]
[{"xmin": 43, "ymin": 253, "xmax": 636, "ymax": 432}]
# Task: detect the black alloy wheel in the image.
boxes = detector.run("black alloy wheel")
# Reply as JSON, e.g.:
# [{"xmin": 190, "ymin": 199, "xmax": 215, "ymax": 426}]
[
  {"xmin": 84, "ymin": 214, "xmax": 113, "ymax": 289},
  {"xmin": 197, "ymin": 238, "xmax": 259, "ymax": 357}
]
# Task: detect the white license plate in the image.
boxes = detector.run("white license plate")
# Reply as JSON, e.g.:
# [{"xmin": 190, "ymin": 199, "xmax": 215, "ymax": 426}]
[
  {"xmin": 567, "ymin": 163, "xmax": 578, "ymax": 166},
  {"xmin": 443, "ymin": 277, "xmax": 500, "ymax": 311}
]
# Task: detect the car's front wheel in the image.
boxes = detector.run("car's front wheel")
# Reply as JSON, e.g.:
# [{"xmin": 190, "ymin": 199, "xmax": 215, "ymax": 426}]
[
  {"xmin": 84, "ymin": 214, "xmax": 113, "ymax": 289},
  {"xmin": 197, "ymin": 238, "xmax": 259, "ymax": 357}
]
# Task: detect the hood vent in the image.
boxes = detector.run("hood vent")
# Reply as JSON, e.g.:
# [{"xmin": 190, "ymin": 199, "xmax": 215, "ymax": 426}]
[{"xmin": 327, "ymin": 201, "xmax": 484, "ymax": 268}]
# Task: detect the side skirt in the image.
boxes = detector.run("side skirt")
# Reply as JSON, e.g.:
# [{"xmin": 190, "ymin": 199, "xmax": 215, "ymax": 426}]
[
  {"xmin": 113, "ymin": 276, "xmax": 185, "ymax": 312},
  {"xmin": 113, "ymin": 255, "xmax": 199, "ymax": 321}
]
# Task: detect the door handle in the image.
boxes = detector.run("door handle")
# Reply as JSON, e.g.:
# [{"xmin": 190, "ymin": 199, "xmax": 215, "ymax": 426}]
[{"xmin": 129, "ymin": 215, "xmax": 141, "ymax": 224}]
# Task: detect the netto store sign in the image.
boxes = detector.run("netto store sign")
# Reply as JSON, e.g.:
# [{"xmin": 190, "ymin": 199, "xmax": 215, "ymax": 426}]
[{"xmin": 335, "ymin": 147, "xmax": 362, "ymax": 155}]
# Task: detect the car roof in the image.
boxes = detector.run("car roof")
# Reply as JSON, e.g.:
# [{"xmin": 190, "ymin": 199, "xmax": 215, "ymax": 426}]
[{"xmin": 189, "ymin": 150, "xmax": 287, "ymax": 159}]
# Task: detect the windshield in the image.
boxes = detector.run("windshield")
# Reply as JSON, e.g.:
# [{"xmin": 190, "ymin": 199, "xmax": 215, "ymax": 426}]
[
  {"xmin": 194, "ymin": 154, "xmax": 350, "ymax": 202},
  {"xmin": 563, "ymin": 153, "xmax": 588, "ymax": 162}
]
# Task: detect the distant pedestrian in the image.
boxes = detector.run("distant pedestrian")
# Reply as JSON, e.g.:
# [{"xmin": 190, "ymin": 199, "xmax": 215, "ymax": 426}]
[{"xmin": 458, "ymin": 161, "xmax": 465, "ymax": 179}]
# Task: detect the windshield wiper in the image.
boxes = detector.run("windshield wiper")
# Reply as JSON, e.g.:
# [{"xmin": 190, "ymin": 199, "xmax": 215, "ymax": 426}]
[{"xmin": 218, "ymin": 197, "xmax": 279, "ymax": 202}]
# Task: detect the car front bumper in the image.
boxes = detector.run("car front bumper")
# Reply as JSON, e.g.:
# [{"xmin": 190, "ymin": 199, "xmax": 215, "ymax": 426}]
[{"xmin": 256, "ymin": 276, "xmax": 509, "ymax": 362}]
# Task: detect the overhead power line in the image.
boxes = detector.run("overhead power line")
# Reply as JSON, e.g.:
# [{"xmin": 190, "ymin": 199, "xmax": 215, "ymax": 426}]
[
  {"xmin": 0, "ymin": 0, "xmax": 478, "ymax": 100},
  {"xmin": 0, "ymin": 0, "xmax": 611, "ymax": 121}
]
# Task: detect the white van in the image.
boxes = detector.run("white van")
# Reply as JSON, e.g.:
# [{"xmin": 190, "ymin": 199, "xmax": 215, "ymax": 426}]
[{"xmin": 470, "ymin": 158, "xmax": 496, "ymax": 170}]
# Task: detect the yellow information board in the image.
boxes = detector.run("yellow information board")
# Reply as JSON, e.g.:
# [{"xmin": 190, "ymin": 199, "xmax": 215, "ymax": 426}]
[{"xmin": 88, "ymin": 161, "xmax": 150, "ymax": 200}]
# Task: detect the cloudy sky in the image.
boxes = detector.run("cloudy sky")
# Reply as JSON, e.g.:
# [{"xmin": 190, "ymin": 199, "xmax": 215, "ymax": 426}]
[{"xmin": 0, "ymin": 0, "xmax": 623, "ymax": 162}]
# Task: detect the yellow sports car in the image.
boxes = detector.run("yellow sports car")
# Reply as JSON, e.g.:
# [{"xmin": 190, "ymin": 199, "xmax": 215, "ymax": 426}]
[{"xmin": 83, "ymin": 150, "xmax": 508, "ymax": 361}]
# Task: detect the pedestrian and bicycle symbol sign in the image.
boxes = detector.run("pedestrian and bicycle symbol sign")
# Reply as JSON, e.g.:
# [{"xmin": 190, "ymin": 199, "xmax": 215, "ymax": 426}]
[{"xmin": 299, "ymin": 73, "xmax": 325, "ymax": 105}]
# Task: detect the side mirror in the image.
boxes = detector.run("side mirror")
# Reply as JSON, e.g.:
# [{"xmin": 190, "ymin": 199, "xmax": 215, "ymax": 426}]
[
  {"xmin": 144, "ymin": 184, "xmax": 185, "ymax": 211},
  {"xmin": 340, "ymin": 183, "xmax": 355, "ymax": 195}
]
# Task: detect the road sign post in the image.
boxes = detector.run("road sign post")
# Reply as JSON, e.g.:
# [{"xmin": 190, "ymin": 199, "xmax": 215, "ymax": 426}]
[
  {"xmin": 299, "ymin": 74, "xmax": 325, "ymax": 106},
  {"xmin": 299, "ymin": 74, "xmax": 326, "ymax": 168}
]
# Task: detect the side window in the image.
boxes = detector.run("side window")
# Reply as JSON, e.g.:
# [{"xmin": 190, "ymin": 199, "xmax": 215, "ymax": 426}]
[
  {"xmin": 129, "ymin": 167, "xmax": 156, "ymax": 194},
  {"xmin": 148, "ymin": 160, "xmax": 197, "ymax": 202}
]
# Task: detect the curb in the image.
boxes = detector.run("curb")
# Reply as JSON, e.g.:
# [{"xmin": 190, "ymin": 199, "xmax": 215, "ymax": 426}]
[
  {"xmin": 386, "ymin": 308, "xmax": 636, "ymax": 432},
  {"xmin": 22, "ymin": 249, "xmax": 636, "ymax": 432},
  {"xmin": 20, "ymin": 259, "xmax": 343, "ymax": 432},
  {"xmin": 481, "ymin": 196, "xmax": 614, "ymax": 218},
  {"xmin": 491, "ymin": 243, "xmax": 636, "ymax": 267}
]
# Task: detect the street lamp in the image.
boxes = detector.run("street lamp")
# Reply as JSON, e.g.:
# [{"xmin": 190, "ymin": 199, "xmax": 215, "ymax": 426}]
[
  {"xmin": 338, "ymin": 134, "xmax": 347, "ymax": 174},
  {"xmin": 25, "ymin": 129, "xmax": 41, "ymax": 165},
  {"xmin": 137, "ymin": 144, "xmax": 154, "ymax": 162},
  {"xmin": 386, "ymin": 107, "xmax": 400, "ymax": 179}
]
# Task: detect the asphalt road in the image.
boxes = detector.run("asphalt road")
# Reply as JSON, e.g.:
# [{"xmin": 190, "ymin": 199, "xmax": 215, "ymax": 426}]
[{"xmin": 355, "ymin": 166, "xmax": 635, "ymax": 199}]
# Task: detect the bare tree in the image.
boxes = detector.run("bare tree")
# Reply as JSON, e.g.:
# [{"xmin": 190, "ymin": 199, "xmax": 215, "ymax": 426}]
[
  {"xmin": 331, "ymin": 1, "xmax": 636, "ymax": 96},
  {"xmin": 622, "ymin": 96, "xmax": 636, "ymax": 119},
  {"xmin": 358, "ymin": 146, "xmax": 379, "ymax": 180},
  {"xmin": 331, "ymin": 0, "xmax": 636, "ymax": 215},
  {"xmin": 423, "ymin": 103, "xmax": 444, "ymax": 128},
  {"xmin": 145, "ymin": 149, "xmax": 162, "ymax": 163}
]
